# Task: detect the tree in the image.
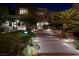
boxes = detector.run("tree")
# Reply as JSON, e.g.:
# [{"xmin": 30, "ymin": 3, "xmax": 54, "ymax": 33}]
[
  {"xmin": 20, "ymin": 15, "xmax": 37, "ymax": 30},
  {"xmin": 55, "ymin": 8, "xmax": 79, "ymax": 38},
  {"xmin": 0, "ymin": 6, "xmax": 9, "ymax": 16},
  {"xmin": 47, "ymin": 13, "xmax": 63, "ymax": 38},
  {"xmin": 48, "ymin": 13, "xmax": 62, "ymax": 29},
  {"xmin": 0, "ymin": 6, "xmax": 9, "ymax": 25}
]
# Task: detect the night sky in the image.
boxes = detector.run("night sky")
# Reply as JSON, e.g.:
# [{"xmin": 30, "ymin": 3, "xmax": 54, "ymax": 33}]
[
  {"xmin": 0, "ymin": 3, "xmax": 73, "ymax": 14},
  {"xmin": 31, "ymin": 3, "xmax": 73, "ymax": 11},
  {"xmin": 8, "ymin": 3, "xmax": 73, "ymax": 11}
]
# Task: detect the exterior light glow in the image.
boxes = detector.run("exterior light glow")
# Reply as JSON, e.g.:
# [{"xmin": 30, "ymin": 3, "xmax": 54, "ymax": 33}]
[
  {"xmin": 16, "ymin": 20, "xmax": 19, "ymax": 23},
  {"xmin": 45, "ymin": 29, "xmax": 52, "ymax": 33},
  {"xmin": 63, "ymin": 39, "xmax": 70, "ymax": 42},
  {"xmin": 33, "ymin": 39, "xmax": 39, "ymax": 43},
  {"xmin": 44, "ymin": 22, "xmax": 49, "ymax": 25},
  {"xmin": 63, "ymin": 38, "xmax": 74, "ymax": 43},
  {"xmin": 24, "ymin": 31, "xmax": 28, "ymax": 34},
  {"xmin": 6, "ymin": 21, "xmax": 9, "ymax": 24},
  {"xmin": 31, "ymin": 29, "xmax": 36, "ymax": 32}
]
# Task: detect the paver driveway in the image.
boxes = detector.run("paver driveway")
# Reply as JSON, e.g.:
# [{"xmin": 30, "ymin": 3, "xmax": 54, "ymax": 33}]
[{"xmin": 34, "ymin": 29, "xmax": 79, "ymax": 56}]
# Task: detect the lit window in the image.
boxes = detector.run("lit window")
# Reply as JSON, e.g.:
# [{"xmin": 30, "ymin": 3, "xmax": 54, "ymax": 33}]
[
  {"xmin": 19, "ymin": 8, "xmax": 28, "ymax": 15},
  {"xmin": 38, "ymin": 12, "xmax": 44, "ymax": 15}
]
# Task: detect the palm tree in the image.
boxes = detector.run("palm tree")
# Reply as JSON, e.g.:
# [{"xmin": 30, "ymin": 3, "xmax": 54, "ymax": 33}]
[
  {"xmin": 55, "ymin": 8, "xmax": 79, "ymax": 38},
  {"xmin": 46, "ymin": 13, "xmax": 63, "ymax": 39}
]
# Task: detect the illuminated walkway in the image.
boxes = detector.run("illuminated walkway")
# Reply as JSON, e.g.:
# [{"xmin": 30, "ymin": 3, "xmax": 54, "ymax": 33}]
[{"xmin": 34, "ymin": 29, "xmax": 79, "ymax": 56}]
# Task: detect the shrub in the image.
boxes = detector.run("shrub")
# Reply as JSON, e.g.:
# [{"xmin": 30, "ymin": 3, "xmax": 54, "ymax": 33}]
[{"xmin": 0, "ymin": 30, "xmax": 35, "ymax": 56}]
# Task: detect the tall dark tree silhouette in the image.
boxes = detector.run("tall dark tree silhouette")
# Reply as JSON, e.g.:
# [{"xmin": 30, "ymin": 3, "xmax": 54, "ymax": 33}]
[{"xmin": 0, "ymin": 6, "xmax": 9, "ymax": 25}]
